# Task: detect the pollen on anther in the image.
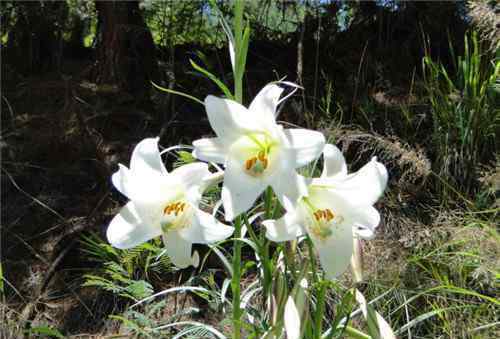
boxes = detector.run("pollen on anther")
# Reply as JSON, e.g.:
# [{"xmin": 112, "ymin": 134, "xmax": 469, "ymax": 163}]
[
  {"xmin": 258, "ymin": 151, "xmax": 266, "ymax": 161},
  {"xmin": 325, "ymin": 209, "xmax": 334, "ymax": 220},
  {"xmin": 262, "ymin": 158, "xmax": 268, "ymax": 169},
  {"xmin": 313, "ymin": 211, "xmax": 320, "ymax": 221},
  {"xmin": 245, "ymin": 158, "xmax": 256, "ymax": 170}
]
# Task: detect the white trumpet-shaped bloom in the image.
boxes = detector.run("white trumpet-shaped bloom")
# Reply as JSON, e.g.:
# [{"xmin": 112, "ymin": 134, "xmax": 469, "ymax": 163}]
[
  {"xmin": 263, "ymin": 144, "xmax": 388, "ymax": 278},
  {"xmin": 107, "ymin": 138, "xmax": 234, "ymax": 268},
  {"xmin": 193, "ymin": 84, "xmax": 325, "ymax": 221}
]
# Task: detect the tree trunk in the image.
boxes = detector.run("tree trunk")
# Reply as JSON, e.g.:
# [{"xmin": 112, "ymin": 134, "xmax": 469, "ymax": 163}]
[{"xmin": 93, "ymin": 0, "xmax": 157, "ymax": 106}]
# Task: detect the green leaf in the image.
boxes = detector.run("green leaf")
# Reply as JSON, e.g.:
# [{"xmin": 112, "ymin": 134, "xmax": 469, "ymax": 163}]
[
  {"xmin": 235, "ymin": 24, "xmax": 251, "ymax": 85},
  {"xmin": 152, "ymin": 81, "xmax": 204, "ymax": 105},
  {"xmin": 27, "ymin": 325, "xmax": 65, "ymax": 338},
  {"xmin": 174, "ymin": 150, "xmax": 196, "ymax": 168},
  {"xmin": 325, "ymin": 290, "xmax": 355, "ymax": 338},
  {"xmin": 189, "ymin": 59, "xmax": 234, "ymax": 99},
  {"xmin": 0, "ymin": 260, "xmax": 4, "ymax": 295},
  {"xmin": 125, "ymin": 280, "xmax": 154, "ymax": 300}
]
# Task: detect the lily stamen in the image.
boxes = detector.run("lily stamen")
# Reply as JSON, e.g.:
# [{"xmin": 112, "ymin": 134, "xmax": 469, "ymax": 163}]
[
  {"xmin": 244, "ymin": 149, "xmax": 270, "ymax": 177},
  {"xmin": 163, "ymin": 201, "xmax": 187, "ymax": 216},
  {"xmin": 258, "ymin": 150, "xmax": 266, "ymax": 161},
  {"xmin": 313, "ymin": 208, "xmax": 335, "ymax": 222},
  {"xmin": 245, "ymin": 157, "xmax": 256, "ymax": 170}
]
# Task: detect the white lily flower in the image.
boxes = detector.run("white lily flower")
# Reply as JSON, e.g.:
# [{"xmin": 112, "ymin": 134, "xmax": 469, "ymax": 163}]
[
  {"xmin": 192, "ymin": 84, "xmax": 326, "ymax": 221},
  {"xmin": 263, "ymin": 144, "xmax": 388, "ymax": 279},
  {"xmin": 107, "ymin": 138, "xmax": 234, "ymax": 268}
]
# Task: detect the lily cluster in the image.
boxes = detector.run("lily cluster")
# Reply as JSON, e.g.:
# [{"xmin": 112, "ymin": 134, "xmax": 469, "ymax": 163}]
[{"xmin": 107, "ymin": 83, "xmax": 388, "ymax": 278}]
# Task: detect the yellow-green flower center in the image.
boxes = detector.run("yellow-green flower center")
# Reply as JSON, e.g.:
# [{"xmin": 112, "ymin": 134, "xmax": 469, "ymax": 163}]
[
  {"xmin": 302, "ymin": 198, "xmax": 343, "ymax": 242},
  {"xmin": 245, "ymin": 150, "xmax": 269, "ymax": 176},
  {"xmin": 161, "ymin": 200, "xmax": 191, "ymax": 233},
  {"xmin": 241, "ymin": 133, "xmax": 275, "ymax": 177}
]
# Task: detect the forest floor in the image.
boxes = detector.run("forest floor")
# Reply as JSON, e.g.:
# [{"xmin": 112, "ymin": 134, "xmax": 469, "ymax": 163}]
[{"xmin": 1, "ymin": 55, "xmax": 499, "ymax": 338}]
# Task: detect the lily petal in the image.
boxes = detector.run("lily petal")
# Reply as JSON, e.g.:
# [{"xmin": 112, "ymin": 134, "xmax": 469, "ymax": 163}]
[
  {"xmin": 270, "ymin": 169, "xmax": 308, "ymax": 212},
  {"xmin": 107, "ymin": 201, "xmax": 162, "ymax": 249},
  {"xmin": 262, "ymin": 212, "xmax": 305, "ymax": 242},
  {"xmin": 112, "ymin": 138, "xmax": 171, "ymax": 202},
  {"xmin": 221, "ymin": 157, "xmax": 267, "ymax": 221},
  {"xmin": 170, "ymin": 162, "xmax": 210, "ymax": 190},
  {"xmin": 205, "ymin": 95, "xmax": 263, "ymax": 141},
  {"xmin": 112, "ymin": 164, "xmax": 180, "ymax": 205},
  {"xmin": 332, "ymin": 158, "xmax": 388, "ymax": 207},
  {"xmin": 111, "ymin": 164, "xmax": 134, "ymax": 199},
  {"xmin": 192, "ymin": 137, "xmax": 227, "ymax": 164},
  {"xmin": 310, "ymin": 218, "xmax": 353, "ymax": 279},
  {"xmin": 321, "ymin": 144, "xmax": 347, "ymax": 178},
  {"xmin": 163, "ymin": 231, "xmax": 199, "ymax": 268},
  {"xmin": 283, "ymin": 129, "xmax": 325, "ymax": 168},
  {"xmin": 248, "ymin": 84, "xmax": 283, "ymax": 131},
  {"xmin": 353, "ymin": 206, "xmax": 380, "ymax": 240},
  {"xmin": 179, "ymin": 209, "xmax": 234, "ymax": 243},
  {"xmin": 130, "ymin": 137, "xmax": 168, "ymax": 177}
]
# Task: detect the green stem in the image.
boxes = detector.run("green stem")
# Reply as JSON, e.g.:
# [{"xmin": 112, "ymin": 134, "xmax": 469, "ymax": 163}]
[
  {"xmin": 231, "ymin": 2, "xmax": 247, "ymax": 338},
  {"xmin": 262, "ymin": 187, "xmax": 274, "ymax": 301},
  {"xmin": 314, "ymin": 282, "xmax": 327, "ymax": 339},
  {"xmin": 307, "ymin": 237, "xmax": 319, "ymax": 284},
  {"xmin": 242, "ymin": 214, "xmax": 260, "ymax": 246},
  {"xmin": 264, "ymin": 187, "xmax": 273, "ymax": 219},
  {"xmin": 231, "ymin": 216, "xmax": 243, "ymax": 339},
  {"xmin": 233, "ymin": 0, "xmax": 244, "ymax": 103}
]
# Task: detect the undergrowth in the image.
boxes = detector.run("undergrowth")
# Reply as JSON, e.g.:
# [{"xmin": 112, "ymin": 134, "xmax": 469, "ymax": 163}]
[{"xmin": 423, "ymin": 32, "xmax": 499, "ymax": 198}]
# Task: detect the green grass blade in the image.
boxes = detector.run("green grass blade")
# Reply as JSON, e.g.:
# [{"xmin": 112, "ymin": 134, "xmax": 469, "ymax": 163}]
[
  {"xmin": 152, "ymin": 81, "xmax": 204, "ymax": 105},
  {"xmin": 189, "ymin": 59, "xmax": 234, "ymax": 99}
]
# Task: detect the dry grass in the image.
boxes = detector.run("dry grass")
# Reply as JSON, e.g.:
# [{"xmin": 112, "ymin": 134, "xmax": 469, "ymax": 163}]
[{"xmin": 468, "ymin": 1, "xmax": 500, "ymax": 51}]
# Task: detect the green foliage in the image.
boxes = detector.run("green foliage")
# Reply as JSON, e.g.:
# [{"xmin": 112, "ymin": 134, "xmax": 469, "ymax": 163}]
[
  {"xmin": 109, "ymin": 271, "xmax": 229, "ymax": 338},
  {"xmin": 80, "ymin": 232, "xmax": 173, "ymax": 301},
  {"xmin": 142, "ymin": 0, "xmax": 221, "ymax": 47},
  {"xmin": 190, "ymin": 58, "xmax": 234, "ymax": 99},
  {"xmin": 173, "ymin": 150, "xmax": 197, "ymax": 169},
  {"xmin": 83, "ymin": 262, "xmax": 154, "ymax": 301},
  {"xmin": 26, "ymin": 325, "xmax": 65, "ymax": 339},
  {"xmin": 109, "ymin": 300, "xmax": 175, "ymax": 338},
  {"xmin": 423, "ymin": 31, "xmax": 499, "ymax": 197}
]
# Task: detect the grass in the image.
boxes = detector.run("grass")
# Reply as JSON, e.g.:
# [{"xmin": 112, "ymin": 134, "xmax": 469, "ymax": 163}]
[
  {"xmin": 361, "ymin": 211, "xmax": 499, "ymax": 338},
  {"xmin": 423, "ymin": 31, "xmax": 499, "ymax": 198}
]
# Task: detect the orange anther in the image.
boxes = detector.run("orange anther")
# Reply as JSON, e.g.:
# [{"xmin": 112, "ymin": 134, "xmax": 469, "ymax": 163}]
[
  {"xmin": 246, "ymin": 157, "xmax": 257, "ymax": 170},
  {"xmin": 313, "ymin": 211, "xmax": 321, "ymax": 221},
  {"xmin": 326, "ymin": 209, "xmax": 334, "ymax": 220},
  {"xmin": 258, "ymin": 151, "xmax": 266, "ymax": 161},
  {"xmin": 262, "ymin": 158, "xmax": 268, "ymax": 169}
]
